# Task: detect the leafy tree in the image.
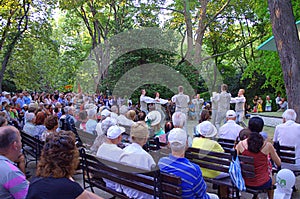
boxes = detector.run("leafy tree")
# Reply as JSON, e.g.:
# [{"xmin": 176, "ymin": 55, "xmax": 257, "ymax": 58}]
[{"xmin": 0, "ymin": 0, "xmax": 30, "ymax": 92}]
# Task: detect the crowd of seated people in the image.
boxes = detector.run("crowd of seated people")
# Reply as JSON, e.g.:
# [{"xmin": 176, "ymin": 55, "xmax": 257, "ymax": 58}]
[{"xmin": 1, "ymin": 89, "xmax": 299, "ymax": 199}]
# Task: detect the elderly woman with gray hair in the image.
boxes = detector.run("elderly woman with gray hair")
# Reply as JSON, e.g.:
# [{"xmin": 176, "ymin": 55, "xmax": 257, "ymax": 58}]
[
  {"xmin": 85, "ymin": 108, "xmax": 97, "ymax": 135},
  {"xmin": 23, "ymin": 112, "xmax": 37, "ymax": 136},
  {"xmin": 90, "ymin": 117, "xmax": 117, "ymax": 154}
]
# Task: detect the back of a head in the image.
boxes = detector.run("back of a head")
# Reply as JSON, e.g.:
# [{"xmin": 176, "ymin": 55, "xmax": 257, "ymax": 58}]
[
  {"xmin": 25, "ymin": 113, "xmax": 35, "ymax": 122},
  {"xmin": 63, "ymin": 106, "xmax": 69, "ymax": 114},
  {"xmin": 87, "ymin": 108, "xmax": 97, "ymax": 118},
  {"xmin": 35, "ymin": 111, "xmax": 46, "ymax": 125},
  {"xmin": 119, "ymin": 105, "xmax": 128, "ymax": 115},
  {"xmin": 199, "ymin": 109, "xmax": 210, "ymax": 123},
  {"xmin": 221, "ymin": 84, "xmax": 228, "ymax": 91},
  {"xmin": 165, "ymin": 121, "xmax": 174, "ymax": 133},
  {"xmin": 111, "ymin": 105, "xmax": 118, "ymax": 114},
  {"xmin": 178, "ymin": 86, "xmax": 184, "ymax": 93},
  {"xmin": 247, "ymin": 132, "xmax": 264, "ymax": 153},
  {"xmin": 78, "ymin": 110, "xmax": 87, "ymax": 121},
  {"xmin": 37, "ymin": 131, "xmax": 79, "ymax": 178},
  {"xmin": 168, "ymin": 128, "xmax": 187, "ymax": 152},
  {"xmin": 138, "ymin": 111, "xmax": 146, "ymax": 121},
  {"xmin": 238, "ymin": 128, "xmax": 252, "ymax": 141},
  {"xmin": 126, "ymin": 110, "xmax": 136, "ymax": 121},
  {"xmin": 101, "ymin": 117, "xmax": 117, "ymax": 135},
  {"xmin": 282, "ymin": 109, "xmax": 297, "ymax": 121},
  {"xmin": 45, "ymin": 115, "xmax": 58, "ymax": 130},
  {"xmin": 172, "ymin": 112, "xmax": 186, "ymax": 128},
  {"xmin": 248, "ymin": 117, "xmax": 264, "ymax": 133},
  {"xmin": 0, "ymin": 126, "xmax": 18, "ymax": 152},
  {"xmin": 130, "ymin": 123, "xmax": 148, "ymax": 142}
]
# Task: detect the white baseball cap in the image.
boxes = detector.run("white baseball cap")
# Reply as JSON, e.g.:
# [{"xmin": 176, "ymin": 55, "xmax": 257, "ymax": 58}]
[
  {"xmin": 226, "ymin": 110, "xmax": 237, "ymax": 118},
  {"xmin": 168, "ymin": 128, "xmax": 187, "ymax": 146},
  {"xmin": 107, "ymin": 125, "xmax": 125, "ymax": 139}
]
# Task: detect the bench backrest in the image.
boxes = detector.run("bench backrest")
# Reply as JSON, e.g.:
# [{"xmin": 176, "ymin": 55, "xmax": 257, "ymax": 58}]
[
  {"xmin": 273, "ymin": 141, "xmax": 296, "ymax": 164},
  {"xmin": 185, "ymin": 147, "xmax": 255, "ymax": 179},
  {"xmin": 215, "ymin": 138, "xmax": 236, "ymax": 153},
  {"xmin": 147, "ymin": 137, "xmax": 168, "ymax": 151},
  {"xmin": 80, "ymin": 149, "xmax": 182, "ymax": 199},
  {"xmin": 21, "ymin": 131, "xmax": 44, "ymax": 156},
  {"xmin": 76, "ymin": 128, "xmax": 97, "ymax": 149}
]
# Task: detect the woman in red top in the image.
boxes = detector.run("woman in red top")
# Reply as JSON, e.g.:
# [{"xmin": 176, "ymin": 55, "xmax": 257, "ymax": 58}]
[{"xmin": 236, "ymin": 132, "xmax": 281, "ymax": 199}]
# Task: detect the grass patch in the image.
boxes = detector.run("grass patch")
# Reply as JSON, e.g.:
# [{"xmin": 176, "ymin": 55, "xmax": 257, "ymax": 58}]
[{"xmin": 251, "ymin": 112, "xmax": 283, "ymax": 118}]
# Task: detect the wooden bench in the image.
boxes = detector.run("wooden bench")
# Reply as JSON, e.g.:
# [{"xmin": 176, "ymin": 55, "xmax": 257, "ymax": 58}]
[
  {"xmin": 185, "ymin": 147, "xmax": 271, "ymax": 199},
  {"xmin": 20, "ymin": 131, "xmax": 44, "ymax": 167},
  {"xmin": 79, "ymin": 148, "xmax": 182, "ymax": 199},
  {"xmin": 76, "ymin": 128, "xmax": 97, "ymax": 150},
  {"xmin": 273, "ymin": 141, "xmax": 300, "ymax": 176},
  {"xmin": 215, "ymin": 137, "xmax": 236, "ymax": 153},
  {"xmin": 146, "ymin": 137, "xmax": 168, "ymax": 151}
]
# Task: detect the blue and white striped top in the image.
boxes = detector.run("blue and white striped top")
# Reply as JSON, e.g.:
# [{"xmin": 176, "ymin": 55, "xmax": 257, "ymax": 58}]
[{"xmin": 158, "ymin": 154, "xmax": 210, "ymax": 199}]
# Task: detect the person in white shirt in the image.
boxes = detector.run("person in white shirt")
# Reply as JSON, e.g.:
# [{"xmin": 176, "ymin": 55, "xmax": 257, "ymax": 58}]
[
  {"xmin": 192, "ymin": 94, "xmax": 204, "ymax": 121},
  {"xmin": 172, "ymin": 86, "xmax": 190, "ymax": 132},
  {"xmin": 273, "ymin": 109, "xmax": 300, "ymax": 171},
  {"xmin": 119, "ymin": 123, "xmax": 156, "ymax": 199},
  {"xmin": 96, "ymin": 125, "xmax": 125, "ymax": 192},
  {"xmin": 230, "ymin": 89, "xmax": 246, "ymax": 124},
  {"xmin": 213, "ymin": 84, "xmax": 231, "ymax": 130},
  {"xmin": 139, "ymin": 89, "xmax": 155, "ymax": 114},
  {"xmin": 218, "ymin": 110, "xmax": 243, "ymax": 140}
]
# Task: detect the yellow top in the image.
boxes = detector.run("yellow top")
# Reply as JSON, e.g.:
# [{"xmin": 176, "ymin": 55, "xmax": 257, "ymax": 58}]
[{"xmin": 192, "ymin": 137, "xmax": 224, "ymax": 178}]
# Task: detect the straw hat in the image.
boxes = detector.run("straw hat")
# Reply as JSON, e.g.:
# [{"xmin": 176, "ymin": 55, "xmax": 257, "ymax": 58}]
[{"xmin": 145, "ymin": 111, "xmax": 161, "ymax": 126}]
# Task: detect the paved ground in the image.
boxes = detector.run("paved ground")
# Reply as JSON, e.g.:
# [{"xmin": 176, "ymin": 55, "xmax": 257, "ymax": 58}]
[{"xmin": 26, "ymin": 116, "xmax": 299, "ymax": 199}]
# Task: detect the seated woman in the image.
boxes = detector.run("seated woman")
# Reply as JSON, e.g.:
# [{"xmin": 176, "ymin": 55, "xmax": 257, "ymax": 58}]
[
  {"xmin": 188, "ymin": 101, "xmax": 196, "ymax": 120},
  {"xmin": 193, "ymin": 109, "xmax": 211, "ymax": 137},
  {"xmin": 40, "ymin": 115, "xmax": 58, "ymax": 141},
  {"xmin": 192, "ymin": 121, "xmax": 226, "ymax": 178},
  {"xmin": 26, "ymin": 131, "xmax": 103, "ymax": 199},
  {"xmin": 34, "ymin": 111, "xmax": 47, "ymax": 139},
  {"xmin": 235, "ymin": 132, "xmax": 281, "ymax": 199}
]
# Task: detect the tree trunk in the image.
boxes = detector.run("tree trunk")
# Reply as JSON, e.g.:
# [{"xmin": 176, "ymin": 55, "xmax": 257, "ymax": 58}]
[{"xmin": 268, "ymin": 0, "xmax": 300, "ymax": 122}]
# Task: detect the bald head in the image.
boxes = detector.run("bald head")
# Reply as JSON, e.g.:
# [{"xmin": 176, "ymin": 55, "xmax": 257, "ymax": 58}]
[{"xmin": 0, "ymin": 126, "xmax": 19, "ymax": 153}]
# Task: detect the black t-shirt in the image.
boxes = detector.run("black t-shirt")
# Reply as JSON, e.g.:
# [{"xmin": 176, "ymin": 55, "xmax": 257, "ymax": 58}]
[{"xmin": 26, "ymin": 177, "xmax": 84, "ymax": 199}]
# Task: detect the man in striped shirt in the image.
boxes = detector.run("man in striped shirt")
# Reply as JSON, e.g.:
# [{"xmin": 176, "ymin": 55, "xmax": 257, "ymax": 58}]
[
  {"xmin": 0, "ymin": 126, "xmax": 29, "ymax": 199},
  {"xmin": 158, "ymin": 128, "xmax": 219, "ymax": 199}
]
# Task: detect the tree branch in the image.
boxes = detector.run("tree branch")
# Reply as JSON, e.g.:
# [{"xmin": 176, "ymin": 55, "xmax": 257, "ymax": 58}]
[
  {"xmin": 202, "ymin": 37, "xmax": 259, "ymax": 61},
  {"xmin": 199, "ymin": 0, "xmax": 231, "ymax": 35}
]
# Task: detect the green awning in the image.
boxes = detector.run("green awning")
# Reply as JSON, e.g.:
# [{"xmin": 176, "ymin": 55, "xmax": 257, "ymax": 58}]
[{"xmin": 258, "ymin": 20, "xmax": 300, "ymax": 51}]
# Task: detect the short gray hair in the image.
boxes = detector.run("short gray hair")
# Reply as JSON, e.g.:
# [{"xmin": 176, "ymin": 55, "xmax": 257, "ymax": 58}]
[
  {"xmin": 87, "ymin": 108, "xmax": 97, "ymax": 118},
  {"xmin": 172, "ymin": 112, "xmax": 186, "ymax": 127},
  {"xmin": 101, "ymin": 117, "xmax": 117, "ymax": 135},
  {"xmin": 282, "ymin": 109, "xmax": 297, "ymax": 121},
  {"xmin": 111, "ymin": 105, "xmax": 118, "ymax": 114},
  {"xmin": 26, "ymin": 113, "xmax": 35, "ymax": 123}
]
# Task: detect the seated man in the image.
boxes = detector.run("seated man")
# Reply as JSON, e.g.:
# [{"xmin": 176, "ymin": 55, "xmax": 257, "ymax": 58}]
[
  {"xmin": 158, "ymin": 128, "xmax": 218, "ymax": 199},
  {"xmin": 274, "ymin": 109, "xmax": 300, "ymax": 171},
  {"xmin": 97, "ymin": 125, "xmax": 125, "ymax": 192},
  {"xmin": 119, "ymin": 123, "xmax": 156, "ymax": 199},
  {"xmin": 218, "ymin": 110, "xmax": 243, "ymax": 140},
  {"xmin": 0, "ymin": 126, "xmax": 29, "ymax": 199}
]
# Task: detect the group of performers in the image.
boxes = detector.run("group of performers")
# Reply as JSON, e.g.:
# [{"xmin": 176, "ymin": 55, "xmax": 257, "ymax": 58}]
[{"xmin": 139, "ymin": 84, "xmax": 247, "ymax": 131}]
